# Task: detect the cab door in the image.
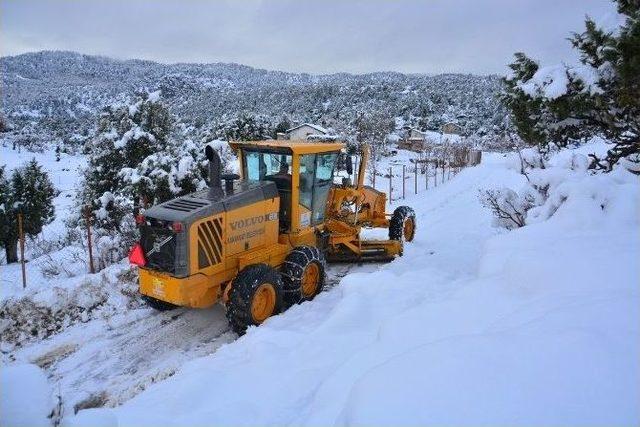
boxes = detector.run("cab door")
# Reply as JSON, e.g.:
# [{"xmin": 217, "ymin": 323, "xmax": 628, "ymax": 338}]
[{"xmin": 295, "ymin": 152, "xmax": 339, "ymax": 232}]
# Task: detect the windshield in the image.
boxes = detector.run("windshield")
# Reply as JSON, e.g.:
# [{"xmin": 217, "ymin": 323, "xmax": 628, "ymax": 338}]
[{"xmin": 244, "ymin": 151, "xmax": 292, "ymax": 181}]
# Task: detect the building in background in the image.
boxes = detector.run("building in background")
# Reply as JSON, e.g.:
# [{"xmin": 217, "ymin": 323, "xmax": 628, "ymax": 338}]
[
  {"xmin": 282, "ymin": 123, "xmax": 328, "ymax": 140},
  {"xmin": 399, "ymin": 127, "xmax": 463, "ymax": 151},
  {"xmin": 441, "ymin": 122, "xmax": 462, "ymax": 135}
]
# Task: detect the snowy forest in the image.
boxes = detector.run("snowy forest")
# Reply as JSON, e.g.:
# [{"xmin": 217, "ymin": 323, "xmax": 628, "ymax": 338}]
[{"xmin": 1, "ymin": 51, "xmax": 508, "ymax": 152}]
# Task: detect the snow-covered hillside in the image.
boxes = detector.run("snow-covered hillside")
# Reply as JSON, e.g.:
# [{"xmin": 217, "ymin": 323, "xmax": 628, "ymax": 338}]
[
  {"xmin": 0, "ymin": 51, "xmax": 507, "ymax": 151},
  {"xmin": 1, "ymin": 140, "xmax": 638, "ymax": 426}
]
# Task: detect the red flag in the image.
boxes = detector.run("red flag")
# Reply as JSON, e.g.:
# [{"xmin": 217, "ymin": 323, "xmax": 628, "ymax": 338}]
[{"xmin": 128, "ymin": 243, "xmax": 146, "ymax": 267}]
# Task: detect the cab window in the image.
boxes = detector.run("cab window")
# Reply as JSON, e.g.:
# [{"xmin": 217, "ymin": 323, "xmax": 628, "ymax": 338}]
[
  {"xmin": 244, "ymin": 151, "xmax": 292, "ymax": 181},
  {"xmin": 244, "ymin": 150, "xmax": 293, "ymax": 232},
  {"xmin": 298, "ymin": 152, "xmax": 339, "ymax": 226}
]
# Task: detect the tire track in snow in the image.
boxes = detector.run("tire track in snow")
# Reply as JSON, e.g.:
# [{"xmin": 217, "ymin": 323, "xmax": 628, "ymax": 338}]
[{"xmin": 8, "ymin": 264, "xmax": 361, "ymax": 419}]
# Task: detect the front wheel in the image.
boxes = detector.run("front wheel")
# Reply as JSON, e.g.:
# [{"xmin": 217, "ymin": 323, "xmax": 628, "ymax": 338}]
[
  {"xmin": 281, "ymin": 245, "xmax": 327, "ymax": 308},
  {"xmin": 226, "ymin": 264, "xmax": 284, "ymax": 335},
  {"xmin": 389, "ymin": 206, "xmax": 416, "ymax": 242}
]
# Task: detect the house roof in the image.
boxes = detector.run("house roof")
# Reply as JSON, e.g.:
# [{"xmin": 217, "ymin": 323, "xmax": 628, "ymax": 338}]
[{"xmin": 285, "ymin": 123, "xmax": 328, "ymax": 134}]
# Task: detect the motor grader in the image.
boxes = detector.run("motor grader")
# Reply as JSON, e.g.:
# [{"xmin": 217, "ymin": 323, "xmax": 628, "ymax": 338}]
[{"xmin": 129, "ymin": 140, "xmax": 416, "ymax": 334}]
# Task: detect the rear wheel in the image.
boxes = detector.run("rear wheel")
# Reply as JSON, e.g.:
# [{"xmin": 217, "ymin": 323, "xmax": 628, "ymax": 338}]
[
  {"xmin": 389, "ymin": 206, "xmax": 416, "ymax": 242},
  {"xmin": 142, "ymin": 295, "xmax": 178, "ymax": 311},
  {"xmin": 281, "ymin": 245, "xmax": 326, "ymax": 308},
  {"xmin": 226, "ymin": 264, "xmax": 283, "ymax": 335}
]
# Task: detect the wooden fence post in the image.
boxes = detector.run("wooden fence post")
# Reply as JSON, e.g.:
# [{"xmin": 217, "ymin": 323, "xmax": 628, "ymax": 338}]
[
  {"xmin": 425, "ymin": 162, "xmax": 429, "ymax": 190},
  {"xmin": 353, "ymin": 156, "xmax": 358, "ymax": 183},
  {"xmin": 414, "ymin": 163, "xmax": 418, "ymax": 194},
  {"xmin": 17, "ymin": 212, "xmax": 26, "ymax": 289},
  {"xmin": 84, "ymin": 206, "xmax": 95, "ymax": 274},
  {"xmin": 402, "ymin": 165, "xmax": 406, "ymax": 199},
  {"xmin": 372, "ymin": 166, "xmax": 376, "ymax": 189},
  {"xmin": 434, "ymin": 162, "xmax": 438, "ymax": 187},
  {"xmin": 388, "ymin": 166, "xmax": 393, "ymax": 205}
]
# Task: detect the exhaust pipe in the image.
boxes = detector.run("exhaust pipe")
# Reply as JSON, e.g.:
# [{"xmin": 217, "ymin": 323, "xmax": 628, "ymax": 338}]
[{"xmin": 205, "ymin": 143, "xmax": 224, "ymax": 200}]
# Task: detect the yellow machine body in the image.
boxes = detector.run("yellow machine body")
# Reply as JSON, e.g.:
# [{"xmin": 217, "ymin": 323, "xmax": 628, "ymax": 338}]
[{"xmin": 137, "ymin": 140, "xmax": 406, "ymax": 310}]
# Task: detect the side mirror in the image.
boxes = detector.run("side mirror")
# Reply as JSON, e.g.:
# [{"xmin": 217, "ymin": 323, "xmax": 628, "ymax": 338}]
[{"xmin": 345, "ymin": 155, "xmax": 353, "ymax": 175}]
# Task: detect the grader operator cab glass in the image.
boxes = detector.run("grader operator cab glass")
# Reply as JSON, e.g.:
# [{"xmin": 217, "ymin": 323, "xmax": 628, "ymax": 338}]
[
  {"xmin": 299, "ymin": 153, "xmax": 339, "ymax": 225},
  {"xmin": 244, "ymin": 151, "xmax": 293, "ymax": 231},
  {"xmin": 243, "ymin": 149, "xmax": 338, "ymax": 231}
]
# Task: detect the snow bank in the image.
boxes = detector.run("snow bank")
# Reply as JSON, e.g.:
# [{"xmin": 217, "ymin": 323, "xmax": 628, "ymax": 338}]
[
  {"xmin": 0, "ymin": 363, "xmax": 53, "ymax": 427},
  {"xmin": 104, "ymin": 147, "xmax": 638, "ymax": 425},
  {"xmin": 63, "ymin": 408, "xmax": 118, "ymax": 427},
  {"xmin": 1, "ymin": 260, "xmax": 139, "ymax": 349}
]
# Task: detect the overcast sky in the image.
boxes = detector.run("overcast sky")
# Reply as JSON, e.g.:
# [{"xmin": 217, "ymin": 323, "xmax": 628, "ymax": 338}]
[{"xmin": 1, "ymin": 0, "xmax": 616, "ymax": 75}]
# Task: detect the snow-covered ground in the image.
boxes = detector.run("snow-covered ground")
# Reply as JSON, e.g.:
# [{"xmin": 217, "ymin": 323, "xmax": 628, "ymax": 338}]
[{"xmin": 2, "ymin": 142, "xmax": 639, "ymax": 426}]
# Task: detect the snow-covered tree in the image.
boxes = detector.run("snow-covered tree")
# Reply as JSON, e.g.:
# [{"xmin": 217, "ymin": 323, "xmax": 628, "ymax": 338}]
[
  {"xmin": 211, "ymin": 113, "xmax": 275, "ymax": 141},
  {"xmin": 75, "ymin": 91, "xmax": 215, "ymax": 267},
  {"xmin": 0, "ymin": 160, "xmax": 56, "ymax": 263},
  {"xmin": 79, "ymin": 91, "xmax": 174, "ymax": 231},
  {"xmin": 501, "ymin": 0, "xmax": 639, "ymax": 170}
]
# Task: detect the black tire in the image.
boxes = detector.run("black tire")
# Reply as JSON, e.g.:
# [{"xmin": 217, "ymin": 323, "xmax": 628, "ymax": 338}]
[
  {"xmin": 389, "ymin": 206, "xmax": 416, "ymax": 242},
  {"xmin": 142, "ymin": 295, "xmax": 178, "ymax": 311},
  {"xmin": 281, "ymin": 245, "xmax": 327, "ymax": 308},
  {"xmin": 226, "ymin": 264, "xmax": 284, "ymax": 335}
]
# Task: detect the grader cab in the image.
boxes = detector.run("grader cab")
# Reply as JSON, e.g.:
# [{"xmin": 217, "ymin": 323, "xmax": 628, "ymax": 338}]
[{"xmin": 129, "ymin": 140, "xmax": 416, "ymax": 334}]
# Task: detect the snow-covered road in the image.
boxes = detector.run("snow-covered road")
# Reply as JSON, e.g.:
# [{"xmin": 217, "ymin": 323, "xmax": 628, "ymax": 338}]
[{"xmin": 4, "ymin": 263, "xmax": 361, "ymax": 416}]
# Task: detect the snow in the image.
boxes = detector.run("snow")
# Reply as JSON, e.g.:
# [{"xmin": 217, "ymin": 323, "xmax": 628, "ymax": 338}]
[
  {"xmin": 0, "ymin": 363, "xmax": 52, "ymax": 427},
  {"xmin": 113, "ymin": 126, "xmax": 156, "ymax": 149},
  {"xmin": 147, "ymin": 90, "xmax": 161, "ymax": 103},
  {"xmin": 78, "ymin": 144, "xmax": 635, "ymax": 425},
  {"xmin": 519, "ymin": 64, "xmax": 570, "ymax": 100},
  {"xmin": 518, "ymin": 62, "xmax": 607, "ymax": 100},
  {"xmin": 569, "ymin": 64, "xmax": 603, "ymax": 95},
  {"xmin": 2, "ymin": 141, "xmax": 638, "ymax": 426},
  {"xmin": 62, "ymin": 408, "xmax": 118, "ymax": 427},
  {"xmin": 286, "ymin": 123, "xmax": 328, "ymax": 134}
]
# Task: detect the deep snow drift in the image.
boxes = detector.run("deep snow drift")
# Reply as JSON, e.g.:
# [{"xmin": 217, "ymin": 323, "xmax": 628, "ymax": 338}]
[{"xmin": 57, "ymin": 145, "xmax": 639, "ymax": 426}]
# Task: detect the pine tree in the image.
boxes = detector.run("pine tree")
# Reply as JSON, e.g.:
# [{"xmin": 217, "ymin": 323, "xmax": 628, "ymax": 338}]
[
  {"xmin": 0, "ymin": 167, "xmax": 10, "ymax": 261},
  {"xmin": 0, "ymin": 160, "xmax": 56, "ymax": 263},
  {"xmin": 501, "ymin": 0, "xmax": 639, "ymax": 170},
  {"xmin": 274, "ymin": 118, "xmax": 292, "ymax": 137},
  {"xmin": 79, "ymin": 91, "xmax": 173, "ymax": 231},
  {"xmin": 500, "ymin": 53, "xmax": 546, "ymax": 148},
  {"xmin": 569, "ymin": 1, "xmax": 640, "ymax": 169}
]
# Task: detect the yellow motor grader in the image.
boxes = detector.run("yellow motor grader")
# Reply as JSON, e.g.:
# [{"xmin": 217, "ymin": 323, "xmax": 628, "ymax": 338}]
[{"xmin": 129, "ymin": 140, "xmax": 416, "ymax": 334}]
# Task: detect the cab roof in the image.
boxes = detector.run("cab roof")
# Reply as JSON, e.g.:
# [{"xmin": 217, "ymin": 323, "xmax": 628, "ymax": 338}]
[{"xmin": 228, "ymin": 139, "xmax": 345, "ymax": 155}]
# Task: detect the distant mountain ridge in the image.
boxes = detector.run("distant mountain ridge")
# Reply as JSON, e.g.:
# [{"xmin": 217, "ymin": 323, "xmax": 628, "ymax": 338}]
[{"xmin": 0, "ymin": 51, "xmax": 507, "ymax": 149}]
